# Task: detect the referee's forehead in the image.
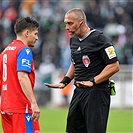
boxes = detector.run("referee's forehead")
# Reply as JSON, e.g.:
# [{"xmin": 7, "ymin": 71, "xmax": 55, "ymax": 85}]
[{"xmin": 64, "ymin": 12, "xmax": 78, "ymax": 23}]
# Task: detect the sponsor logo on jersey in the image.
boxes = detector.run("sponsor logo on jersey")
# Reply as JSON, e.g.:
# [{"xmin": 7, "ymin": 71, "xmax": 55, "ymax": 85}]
[
  {"xmin": 82, "ymin": 55, "xmax": 90, "ymax": 67},
  {"xmin": 25, "ymin": 49, "xmax": 31, "ymax": 55},
  {"xmin": 4, "ymin": 46, "xmax": 16, "ymax": 52},
  {"xmin": 26, "ymin": 115, "xmax": 32, "ymax": 122},
  {"xmin": 105, "ymin": 46, "xmax": 116, "ymax": 59},
  {"xmin": 22, "ymin": 59, "xmax": 31, "ymax": 68}
]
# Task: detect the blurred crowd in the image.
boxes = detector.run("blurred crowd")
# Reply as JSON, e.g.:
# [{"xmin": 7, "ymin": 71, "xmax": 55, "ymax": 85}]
[{"xmin": 0, "ymin": 0, "xmax": 133, "ymax": 72}]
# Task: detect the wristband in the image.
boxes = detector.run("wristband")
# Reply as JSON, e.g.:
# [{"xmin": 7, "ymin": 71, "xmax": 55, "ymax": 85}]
[
  {"xmin": 60, "ymin": 76, "xmax": 71, "ymax": 86},
  {"xmin": 89, "ymin": 77, "xmax": 96, "ymax": 86}
]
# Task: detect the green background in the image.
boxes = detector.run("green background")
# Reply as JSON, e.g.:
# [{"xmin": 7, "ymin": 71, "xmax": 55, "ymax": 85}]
[{"xmin": 0, "ymin": 108, "xmax": 132, "ymax": 133}]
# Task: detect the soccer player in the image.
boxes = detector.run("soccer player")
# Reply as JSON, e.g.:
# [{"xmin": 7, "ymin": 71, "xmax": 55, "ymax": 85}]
[
  {"xmin": 45, "ymin": 8, "xmax": 120, "ymax": 133},
  {"xmin": 0, "ymin": 54, "xmax": 2, "ymax": 90},
  {"xmin": 0, "ymin": 17, "xmax": 40, "ymax": 133},
  {"xmin": 0, "ymin": 54, "xmax": 2, "ymax": 110}
]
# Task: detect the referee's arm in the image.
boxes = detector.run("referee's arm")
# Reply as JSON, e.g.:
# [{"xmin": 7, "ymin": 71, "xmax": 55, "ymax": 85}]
[
  {"xmin": 65, "ymin": 63, "xmax": 74, "ymax": 80},
  {"xmin": 76, "ymin": 61, "xmax": 119, "ymax": 87},
  {"xmin": 44, "ymin": 63, "xmax": 74, "ymax": 89},
  {"xmin": 94, "ymin": 61, "xmax": 119, "ymax": 84}
]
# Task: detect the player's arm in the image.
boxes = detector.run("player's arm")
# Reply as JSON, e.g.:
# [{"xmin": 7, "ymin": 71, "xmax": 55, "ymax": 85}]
[
  {"xmin": 18, "ymin": 71, "xmax": 40, "ymax": 122},
  {"xmin": 45, "ymin": 63, "xmax": 74, "ymax": 89},
  {"xmin": 17, "ymin": 47, "xmax": 40, "ymax": 121}
]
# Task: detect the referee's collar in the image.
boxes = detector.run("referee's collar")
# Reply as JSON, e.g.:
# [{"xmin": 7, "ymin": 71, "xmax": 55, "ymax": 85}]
[{"xmin": 79, "ymin": 29, "xmax": 96, "ymax": 41}]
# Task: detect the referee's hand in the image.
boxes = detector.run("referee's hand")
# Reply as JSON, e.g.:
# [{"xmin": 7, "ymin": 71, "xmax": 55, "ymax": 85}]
[
  {"xmin": 76, "ymin": 81, "xmax": 93, "ymax": 87},
  {"xmin": 44, "ymin": 83, "xmax": 65, "ymax": 89}
]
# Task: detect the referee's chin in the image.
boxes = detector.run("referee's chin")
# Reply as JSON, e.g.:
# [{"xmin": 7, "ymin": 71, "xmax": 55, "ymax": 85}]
[{"xmin": 69, "ymin": 34, "xmax": 75, "ymax": 38}]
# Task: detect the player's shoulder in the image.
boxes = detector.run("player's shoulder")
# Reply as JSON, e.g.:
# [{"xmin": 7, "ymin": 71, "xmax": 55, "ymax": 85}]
[{"xmin": 18, "ymin": 47, "xmax": 32, "ymax": 57}]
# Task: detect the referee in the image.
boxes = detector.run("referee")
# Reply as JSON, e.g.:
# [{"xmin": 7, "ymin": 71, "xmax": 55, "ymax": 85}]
[{"xmin": 45, "ymin": 8, "xmax": 120, "ymax": 133}]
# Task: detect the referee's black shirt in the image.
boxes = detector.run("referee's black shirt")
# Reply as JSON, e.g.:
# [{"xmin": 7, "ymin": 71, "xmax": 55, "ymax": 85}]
[{"xmin": 70, "ymin": 29, "xmax": 118, "ymax": 87}]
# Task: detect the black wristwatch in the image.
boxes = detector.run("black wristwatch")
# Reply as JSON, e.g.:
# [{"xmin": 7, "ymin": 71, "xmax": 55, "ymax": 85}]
[{"xmin": 89, "ymin": 77, "xmax": 96, "ymax": 86}]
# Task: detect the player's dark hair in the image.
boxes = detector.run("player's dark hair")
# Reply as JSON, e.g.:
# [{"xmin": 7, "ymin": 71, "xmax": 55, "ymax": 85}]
[{"xmin": 14, "ymin": 17, "xmax": 39, "ymax": 34}]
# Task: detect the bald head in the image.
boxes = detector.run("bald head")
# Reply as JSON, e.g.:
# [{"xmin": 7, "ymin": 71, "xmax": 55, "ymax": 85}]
[
  {"xmin": 65, "ymin": 8, "xmax": 87, "ymax": 23},
  {"xmin": 64, "ymin": 8, "xmax": 90, "ymax": 38}
]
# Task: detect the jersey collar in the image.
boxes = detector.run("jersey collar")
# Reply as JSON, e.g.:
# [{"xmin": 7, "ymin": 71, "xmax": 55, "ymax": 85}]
[{"xmin": 79, "ymin": 29, "xmax": 96, "ymax": 41}]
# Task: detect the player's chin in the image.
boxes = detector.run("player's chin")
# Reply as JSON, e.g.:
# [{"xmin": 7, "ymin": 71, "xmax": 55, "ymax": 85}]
[
  {"xmin": 31, "ymin": 41, "xmax": 36, "ymax": 47},
  {"xmin": 29, "ymin": 43, "xmax": 35, "ymax": 47}
]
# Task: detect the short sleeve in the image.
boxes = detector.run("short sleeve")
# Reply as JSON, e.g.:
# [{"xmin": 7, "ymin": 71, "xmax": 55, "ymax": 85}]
[
  {"xmin": 17, "ymin": 47, "xmax": 32, "ymax": 72},
  {"xmin": 96, "ymin": 34, "xmax": 118, "ymax": 64}
]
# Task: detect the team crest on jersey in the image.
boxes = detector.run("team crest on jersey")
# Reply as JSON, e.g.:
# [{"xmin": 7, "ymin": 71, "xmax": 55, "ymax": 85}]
[
  {"xmin": 82, "ymin": 55, "xmax": 90, "ymax": 67},
  {"xmin": 105, "ymin": 46, "xmax": 116, "ymax": 59}
]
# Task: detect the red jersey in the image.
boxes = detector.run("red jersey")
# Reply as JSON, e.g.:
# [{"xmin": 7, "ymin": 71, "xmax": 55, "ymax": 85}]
[
  {"xmin": 1, "ymin": 40, "xmax": 35, "ymax": 113},
  {"xmin": 0, "ymin": 54, "xmax": 2, "ymax": 91},
  {"xmin": 0, "ymin": 54, "xmax": 2, "ymax": 110}
]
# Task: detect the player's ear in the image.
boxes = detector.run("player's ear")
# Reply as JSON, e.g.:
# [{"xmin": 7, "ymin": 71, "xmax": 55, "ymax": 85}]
[
  {"xmin": 24, "ymin": 30, "xmax": 29, "ymax": 37},
  {"xmin": 26, "ymin": 30, "xmax": 29, "ymax": 37}
]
